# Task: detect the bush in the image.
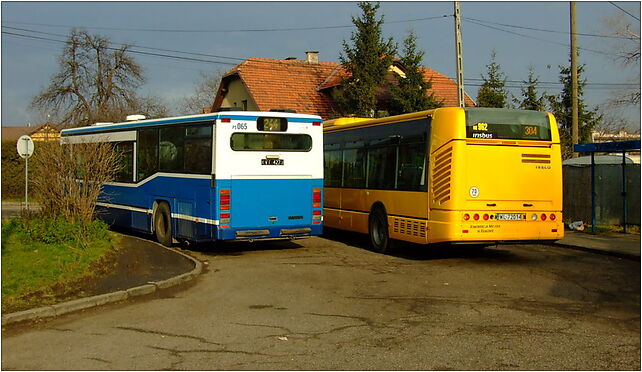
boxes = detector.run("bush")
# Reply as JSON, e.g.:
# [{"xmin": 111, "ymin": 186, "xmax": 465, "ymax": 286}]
[
  {"xmin": 1, "ymin": 215, "xmax": 117, "ymax": 312},
  {"xmin": 1, "ymin": 140, "xmax": 28, "ymax": 200},
  {"xmin": 31, "ymin": 141, "xmax": 120, "ymax": 222},
  {"xmin": 2, "ymin": 215, "xmax": 109, "ymax": 248}
]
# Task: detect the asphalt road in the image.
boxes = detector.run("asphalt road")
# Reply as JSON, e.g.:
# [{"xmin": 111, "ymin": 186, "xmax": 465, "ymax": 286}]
[{"xmin": 2, "ymin": 232, "xmax": 640, "ymax": 370}]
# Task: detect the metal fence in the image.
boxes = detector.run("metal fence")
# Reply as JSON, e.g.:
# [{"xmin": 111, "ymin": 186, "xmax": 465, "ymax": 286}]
[{"xmin": 563, "ymin": 164, "xmax": 641, "ymax": 225}]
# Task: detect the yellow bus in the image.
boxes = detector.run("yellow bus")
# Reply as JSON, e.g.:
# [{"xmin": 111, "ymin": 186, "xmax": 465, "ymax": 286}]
[{"xmin": 323, "ymin": 107, "xmax": 564, "ymax": 252}]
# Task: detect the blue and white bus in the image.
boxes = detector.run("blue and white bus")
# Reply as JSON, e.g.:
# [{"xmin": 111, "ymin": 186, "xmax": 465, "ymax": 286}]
[{"xmin": 60, "ymin": 111, "xmax": 324, "ymax": 246}]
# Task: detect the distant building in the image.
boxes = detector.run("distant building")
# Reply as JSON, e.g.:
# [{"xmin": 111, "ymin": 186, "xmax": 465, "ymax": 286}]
[
  {"xmin": 1, "ymin": 123, "xmax": 60, "ymax": 142},
  {"xmin": 210, "ymin": 51, "xmax": 475, "ymax": 119},
  {"xmin": 592, "ymin": 130, "xmax": 640, "ymax": 143}
]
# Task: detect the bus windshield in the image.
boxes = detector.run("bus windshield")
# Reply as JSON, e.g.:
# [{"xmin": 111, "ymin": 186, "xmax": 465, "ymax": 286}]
[{"xmin": 465, "ymin": 108, "xmax": 551, "ymax": 141}]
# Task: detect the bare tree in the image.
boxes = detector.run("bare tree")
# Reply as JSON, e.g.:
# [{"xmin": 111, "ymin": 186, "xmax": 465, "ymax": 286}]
[
  {"xmin": 178, "ymin": 70, "xmax": 223, "ymax": 115},
  {"xmin": 602, "ymin": 14, "xmax": 640, "ymax": 106},
  {"xmin": 31, "ymin": 141, "xmax": 120, "ymax": 223},
  {"xmin": 31, "ymin": 29, "xmax": 168, "ymax": 126}
]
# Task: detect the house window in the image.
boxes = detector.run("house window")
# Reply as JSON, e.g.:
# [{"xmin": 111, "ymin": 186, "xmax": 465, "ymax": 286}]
[{"xmin": 242, "ymin": 100, "xmax": 248, "ymax": 111}]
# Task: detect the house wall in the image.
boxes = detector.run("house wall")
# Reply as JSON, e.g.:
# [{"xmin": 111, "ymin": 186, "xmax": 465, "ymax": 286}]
[{"xmin": 221, "ymin": 79, "xmax": 259, "ymax": 111}]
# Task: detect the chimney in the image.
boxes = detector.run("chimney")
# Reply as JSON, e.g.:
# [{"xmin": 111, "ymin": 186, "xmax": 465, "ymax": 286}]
[{"xmin": 306, "ymin": 50, "xmax": 319, "ymax": 64}]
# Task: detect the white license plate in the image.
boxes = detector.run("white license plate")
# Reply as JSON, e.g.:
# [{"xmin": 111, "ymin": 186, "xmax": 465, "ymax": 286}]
[{"xmin": 496, "ymin": 213, "xmax": 523, "ymax": 221}]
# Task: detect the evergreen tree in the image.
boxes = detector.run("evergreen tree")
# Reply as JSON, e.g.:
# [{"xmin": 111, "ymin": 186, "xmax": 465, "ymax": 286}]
[
  {"xmin": 516, "ymin": 66, "xmax": 546, "ymax": 111},
  {"xmin": 476, "ymin": 50, "xmax": 509, "ymax": 108},
  {"xmin": 388, "ymin": 30, "xmax": 442, "ymax": 116},
  {"xmin": 336, "ymin": 2, "xmax": 396, "ymax": 117},
  {"xmin": 547, "ymin": 61, "xmax": 602, "ymax": 159}
]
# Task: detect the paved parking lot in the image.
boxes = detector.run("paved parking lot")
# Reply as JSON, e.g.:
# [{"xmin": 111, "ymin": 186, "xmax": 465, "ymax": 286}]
[{"xmin": 3, "ymin": 232, "xmax": 640, "ymax": 370}]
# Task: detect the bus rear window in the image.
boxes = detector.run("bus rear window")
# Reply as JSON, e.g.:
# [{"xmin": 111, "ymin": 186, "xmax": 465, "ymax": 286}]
[
  {"xmin": 231, "ymin": 133, "xmax": 312, "ymax": 151},
  {"xmin": 465, "ymin": 108, "xmax": 551, "ymax": 141}
]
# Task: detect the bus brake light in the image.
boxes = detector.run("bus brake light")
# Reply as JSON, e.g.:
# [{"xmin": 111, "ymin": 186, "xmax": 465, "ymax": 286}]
[
  {"xmin": 550, "ymin": 213, "xmax": 556, "ymax": 221},
  {"xmin": 220, "ymin": 189, "xmax": 231, "ymax": 211},
  {"xmin": 312, "ymin": 121, "xmax": 321, "ymax": 126},
  {"xmin": 463, "ymin": 213, "xmax": 470, "ymax": 221},
  {"xmin": 312, "ymin": 188, "xmax": 322, "ymax": 208},
  {"xmin": 541, "ymin": 213, "xmax": 547, "ymax": 221},
  {"xmin": 473, "ymin": 214, "xmax": 480, "ymax": 221}
]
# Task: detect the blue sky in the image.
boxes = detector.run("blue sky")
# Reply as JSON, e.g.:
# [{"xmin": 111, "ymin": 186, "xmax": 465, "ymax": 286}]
[{"xmin": 2, "ymin": 1, "xmax": 640, "ymax": 130}]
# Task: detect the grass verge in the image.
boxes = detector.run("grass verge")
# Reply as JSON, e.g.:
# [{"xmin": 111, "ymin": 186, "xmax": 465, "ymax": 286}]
[{"xmin": 1, "ymin": 215, "xmax": 120, "ymax": 313}]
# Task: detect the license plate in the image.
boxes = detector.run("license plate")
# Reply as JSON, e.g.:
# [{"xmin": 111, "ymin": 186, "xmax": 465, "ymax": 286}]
[
  {"xmin": 261, "ymin": 158, "xmax": 284, "ymax": 165},
  {"xmin": 496, "ymin": 213, "xmax": 523, "ymax": 221}
]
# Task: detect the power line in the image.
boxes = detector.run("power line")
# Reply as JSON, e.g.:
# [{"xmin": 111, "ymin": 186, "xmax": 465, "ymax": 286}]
[
  {"xmin": 462, "ymin": 18, "xmax": 612, "ymax": 56},
  {"xmin": 463, "ymin": 16, "xmax": 631, "ymax": 40},
  {"xmin": 1, "ymin": 30, "xmax": 238, "ymax": 66},
  {"xmin": 609, "ymin": 1, "xmax": 640, "ymax": 21},
  {"xmin": 1, "ymin": 15, "xmax": 449, "ymax": 34},
  {"xmin": 4, "ymin": 25, "xmax": 638, "ymax": 92},
  {"xmin": 2, "ymin": 26, "xmax": 245, "ymax": 62}
]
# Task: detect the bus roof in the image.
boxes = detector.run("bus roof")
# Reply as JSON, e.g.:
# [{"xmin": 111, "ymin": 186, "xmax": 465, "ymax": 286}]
[
  {"xmin": 61, "ymin": 111, "xmax": 322, "ymax": 136},
  {"xmin": 323, "ymin": 109, "xmax": 440, "ymax": 133},
  {"xmin": 322, "ymin": 107, "xmax": 554, "ymax": 133}
]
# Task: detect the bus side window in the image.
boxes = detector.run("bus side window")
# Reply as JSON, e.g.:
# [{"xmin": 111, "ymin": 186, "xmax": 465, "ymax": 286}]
[
  {"xmin": 324, "ymin": 150, "xmax": 342, "ymax": 187},
  {"xmin": 114, "ymin": 141, "xmax": 134, "ymax": 182},
  {"xmin": 137, "ymin": 128, "xmax": 159, "ymax": 181},
  {"xmin": 184, "ymin": 125, "xmax": 212, "ymax": 174},
  {"xmin": 159, "ymin": 126, "xmax": 185, "ymax": 172}
]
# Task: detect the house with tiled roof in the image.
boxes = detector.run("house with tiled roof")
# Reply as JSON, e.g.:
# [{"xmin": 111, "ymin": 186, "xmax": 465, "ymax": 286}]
[{"xmin": 211, "ymin": 51, "xmax": 475, "ymax": 120}]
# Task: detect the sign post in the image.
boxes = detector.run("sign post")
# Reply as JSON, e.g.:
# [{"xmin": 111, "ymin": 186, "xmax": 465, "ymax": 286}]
[{"xmin": 16, "ymin": 135, "xmax": 34, "ymax": 210}]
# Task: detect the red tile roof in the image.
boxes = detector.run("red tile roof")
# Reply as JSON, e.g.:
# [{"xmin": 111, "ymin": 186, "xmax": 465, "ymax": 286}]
[
  {"xmin": 216, "ymin": 58, "xmax": 339, "ymax": 119},
  {"xmin": 213, "ymin": 57, "xmax": 475, "ymax": 120}
]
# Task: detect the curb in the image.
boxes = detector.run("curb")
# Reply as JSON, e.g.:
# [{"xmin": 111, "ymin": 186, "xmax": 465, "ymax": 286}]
[
  {"xmin": 1, "ymin": 236, "xmax": 203, "ymax": 326},
  {"xmin": 552, "ymin": 242, "xmax": 640, "ymax": 262}
]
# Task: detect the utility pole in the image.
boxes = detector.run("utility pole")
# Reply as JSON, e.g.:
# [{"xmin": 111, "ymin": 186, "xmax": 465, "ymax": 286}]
[
  {"xmin": 570, "ymin": 1, "xmax": 579, "ymax": 157},
  {"xmin": 454, "ymin": 1, "xmax": 465, "ymax": 108}
]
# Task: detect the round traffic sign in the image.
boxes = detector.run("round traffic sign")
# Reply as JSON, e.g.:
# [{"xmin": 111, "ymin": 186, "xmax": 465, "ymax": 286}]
[{"xmin": 16, "ymin": 135, "xmax": 34, "ymax": 159}]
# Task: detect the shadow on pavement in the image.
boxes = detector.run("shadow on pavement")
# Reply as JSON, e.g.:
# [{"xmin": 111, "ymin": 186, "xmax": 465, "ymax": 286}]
[{"xmin": 322, "ymin": 227, "xmax": 522, "ymax": 262}]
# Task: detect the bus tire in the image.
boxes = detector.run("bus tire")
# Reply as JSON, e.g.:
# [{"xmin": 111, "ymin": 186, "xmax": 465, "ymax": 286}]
[
  {"xmin": 369, "ymin": 207, "xmax": 392, "ymax": 253},
  {"xmin": 154, "ymin": 202, "xmax": 173, "ymax": 247}
]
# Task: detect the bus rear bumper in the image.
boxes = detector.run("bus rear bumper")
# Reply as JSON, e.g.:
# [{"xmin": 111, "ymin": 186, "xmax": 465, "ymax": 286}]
[{"xmin": 216, "ymin": 224, "xmax": 322, "ymax": 241}]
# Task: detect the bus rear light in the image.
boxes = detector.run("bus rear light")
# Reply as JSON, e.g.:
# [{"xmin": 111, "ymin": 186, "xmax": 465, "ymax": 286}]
[
  {"xmin": 312, "ymin": 121, "xmax": 321, "ymax": 126},
  {"xmin": 312, "ymin": 188, "xmax": 322, "ymax": 208},
  {"xmin": 552, "ymin": 229, "xmax": 558, "ymax": 232},
  {"xmin": 483, "ymin": 214, "xmax": 489, "ymax": 221},
  {"xmin": 541, "ymin": 213, "xmax": 547, "ymax": 221},
  {"xmin": 462, "ymin": 230, "xmax": 469, "ymax": 233},
  {"xmin": 220, "ymin": 189, "xmax": 231, "ymax": 210},
  {"xmin": 463, "ymin": 213, "xmax": 470, "ymax": 221},
  {"xmin": 313, "ymin": 210, "xmax": 322, "ymax": 215},
  {"xmin": 531, "ymin": 213, "xmax": 538, "ymax": 221},
  {"xmin": 221, "ymin": 118, "xmax": 231, "ymax": 123},
  {"xmin": 473, "ymin": 214, "xmax": 480, "ymax": 221},
  {"xmin": 550, "ymin": 213, "xmax": 556, "ymax": 221}
]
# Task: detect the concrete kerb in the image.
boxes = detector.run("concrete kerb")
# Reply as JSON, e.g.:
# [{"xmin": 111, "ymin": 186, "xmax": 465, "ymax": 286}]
[{"xmin": 1, "ymin": 237, "xmax": 203, "ymax": 326}]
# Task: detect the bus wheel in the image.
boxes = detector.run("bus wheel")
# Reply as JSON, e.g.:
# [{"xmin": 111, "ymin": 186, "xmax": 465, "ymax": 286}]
[
  {"xmin": 369, "ymin": 207, "xmax": 391, "ymax": 253},
  {"xmin": 154, "ymin": 202, "xmax": 173, "ymax": 247}
]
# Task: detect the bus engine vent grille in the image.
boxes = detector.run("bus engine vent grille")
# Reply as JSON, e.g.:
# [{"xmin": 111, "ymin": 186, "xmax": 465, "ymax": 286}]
[
  {"xmin": 393, "ymin": 218, "xmax": 426, "ymax": 238},
  {"xmin": 432, "ymin": 146, "xmax": 453, "ymax": 205}
]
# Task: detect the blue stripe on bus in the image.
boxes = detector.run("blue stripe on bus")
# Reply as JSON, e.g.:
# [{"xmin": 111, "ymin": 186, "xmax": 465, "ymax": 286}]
[
  {"xmin": 62, "ymin": 114, "xmax": 319, "ymax": 135},
  {"xmin": 96, "ymin": 175, "xmax": 323, "ymax": 242}
]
